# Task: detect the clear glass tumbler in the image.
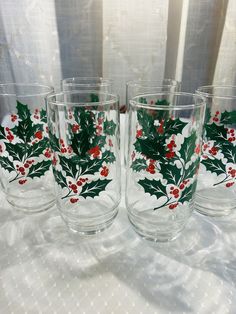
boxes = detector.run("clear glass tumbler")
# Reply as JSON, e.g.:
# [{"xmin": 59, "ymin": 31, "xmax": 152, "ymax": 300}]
[
  {"xmin": 0, "ymin": 83, "xmax": 55, "ymax": 213},
  {"xmin": 62, "ymin": 77, "xmax": 112, "ymax": 93},
  {"xmin": 126, "ymin": 92, "xmax": 205, "ymax": 241},
  {"xmin": 46, "ymin": 91, "xmax": 121, "ymax": 234},
  {"xmin": 195, "ymin": 86, "xmax": 236, "ymax": 216}
]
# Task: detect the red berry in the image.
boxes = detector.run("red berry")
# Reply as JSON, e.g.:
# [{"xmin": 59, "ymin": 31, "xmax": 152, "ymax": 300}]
[
  {"xmin": 230, "ymin": 129, "xmax": 234, "ymax": 134},
  {"xmin": 70, "ymin": 198, "xmax": 78, "ymax": 204},
  {"xmin": 77, "ymin": 181, "xmax": 82, "ymax": 186},
  {"xmin": 173, "ymin": 189, "xmax": 179, "ymax": 195},
  {"xmin": 226, "ymin": 182, "xmax": 232, "ymax": 188},
  {"xmin": 71, "ymin": 184, "xmax": 77, "ymax": 191},
  {"xmin": 169, "ymin": 204, "xmax": 175, "ymax": 210},
  {"xmin": 174, "ymin": 194, "xmax": 179, "ymax": 199},
  {"xmin": 34, "ymin": 131, "xmax": 43, "ymax": 140},
  {"xmin": 228, "ymin": 138, "xmax": 233, "ymax": 142},
  {"xmin": 6, "ymin": 127, "xmax": 9, "ymax": 131},
  {"xmin": 170, "ymin": 187, "xmax": 174, "ymax": 190},
  {"xmin": 180, "ymin": 184, "xmax": 185, "ymax": 190},
  {"xmin": 216, "ymin": 111, "xmax": 220, "ymax": 115},
  {"xmin": 24, "ymin": 163, "xmax": 29, "ymax": 168},
  {"xmin": 19, "ymin": 167, "xmax": 25, "ymax": 172},
  {"xmin": 148, "ymin": 164, "xmax": 155, "ymax": 170},
  {"xmin": 19, "ymin": 179, "xmax": 27, "ymax": 185}
]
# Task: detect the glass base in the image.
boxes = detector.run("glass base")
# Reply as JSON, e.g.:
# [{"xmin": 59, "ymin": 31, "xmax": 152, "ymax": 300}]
[
  {"xmin": 128, "ymin": 212, "xmax": 186, "ymax": 242},
  {"xmin": 7, "ymin": 196, "xmax": 55, "ymax": 214},
  {"xmin": 195, "ymin": 189, "xmax": 236, "ymax": 217},
  {"xmin": 61, "ymin": 207, "xmax": 119, "ymax": 235}
]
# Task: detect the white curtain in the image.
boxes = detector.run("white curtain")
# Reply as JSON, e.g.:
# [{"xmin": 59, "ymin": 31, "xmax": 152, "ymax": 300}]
[{"xmin": 0, "ymin": 0, "xmax": 235, "ymax": 104}]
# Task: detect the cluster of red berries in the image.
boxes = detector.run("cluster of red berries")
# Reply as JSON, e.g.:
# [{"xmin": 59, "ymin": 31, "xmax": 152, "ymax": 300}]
[
  {"xmin": 209, "ymin": 146, "xmax": 218, "ymax": 156},
  {"xmin": 71, "ymin": 124, "xmax": 80, "ymax": 133},
  {"xmin": 70, "ymin": 198, "xmax": 78, "ymax": 203},
  {"xmin": 227, "ymin": 128, "xmax": 235, "ymax": 142},
  {"xmin": 44, "ymin": 148, "xmax": 52, "ymax": 158},
  {"xmin": 19, "ymin": 179, "xmax": 27, "ymax": 185},
  {"xmin": 5, "ymin": 127, "xmax": 14, "ymax": 142},
  {"xmin": 170, "ymin": 187, "xmax": 180, "ymax": 199},
  {"xmin": 228, "ymin": 167, "xmax": 236, "ymax": 178},
  {"xmin": 69, "ymin": 178, "xmax": 88, "ymax": 203},
  {"xmin": 165, "ymin": 139, "xmax": 176, "ymax": 159},
  {"xmin": 146, "ymin": 160, "xmax": 155, "ymax": 174},
  {"xmin": 100, "ymin": 166, "xmax": 109, "ymax": 177},
  {"xmin": 96, "ymin": 125, "xmax": 103, "ymax": 135},
  {"xmin": 226, "ymin": 182, "xmax": 234, "ymax": 188},
  {"xmin": 11, "ymin": 114, "xmax": 17, "ymax": 122},
  {"xmin": 59, "ymin": 139, "xmax": 73, "ymax": 154},
  {"xmin": 16, "ymin": 160, "xmax": 34, "ymax": 176},
  {"xmin": 136, "ymin": 129, "xmax": 143, "ymax": 138},
  {"xmin": 157, "ymin": 119, "xmax": 164, "ymax": 134},
  {"xmin": 34, "ymin": 130, "xmax": 43, "ymax": 140},
  {"xmin": 212, "ymin": 111, "xmax": 220, "ymax": 122},
  {"xmin": 33, "ymin": 109, "xmax": 40, "ymax": 120},
  {"xmin": 169, "ymin": 203, "xmax": 178, "ymax": 210},
  {"xmin": 88, "ymin": 145, "xmax": 100, "ymax": 158}
]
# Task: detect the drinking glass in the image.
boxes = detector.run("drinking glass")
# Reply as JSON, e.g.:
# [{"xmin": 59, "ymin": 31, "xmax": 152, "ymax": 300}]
[
  {"xmin": 0, "ymin": 83, "xmax": 55, "ymax": 213},
  {"xmin": 46, "ymin": 91, "xmax": 121, "ymax": 234},
  {"xmin": 126, "ymin": 92, "xmax": 205, "ymax": 241},
  {"xmin": 62, "ymin": 77, "xmax": 112, "ymax": 93},
  {"xmin": 195, "ymin": 85, "xmax": 236, "ymax": 216}
]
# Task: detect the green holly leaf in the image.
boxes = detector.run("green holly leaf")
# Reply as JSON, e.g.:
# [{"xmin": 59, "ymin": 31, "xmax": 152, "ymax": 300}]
[
  {"xmin": 137, "ymin": 109, "xmax": 156, "ymax": 136},
  {"xmin": 179, "ymin": 131, "xmax": 197, "ymax": 163},
  {"xmin": 27, "ymin": 138, "xmax": 48, "ymax": 159},
  {"xmin": 93, "ymin": 135, "xmax": 106, "ymax": 147},
  {"xmin": 27, "ymin": 160, "xmax": 51, "ymax": 179},
  {"xmin": 12, "ymin": 118, "xmax": 38, "ymax": 143},
  {"xmin": 71, "ymin": 130, "xmax": 90, "ymax": 157},
  {"xmin": 16, "ymin": 100, "xmax": 31, "ymax": 120},
  {"xmin": 104, "ymin": 119, "xmax": 116, "ymax": 135},
  {"xmin": 102, "ymin": 151, "xmax": 116, "ymax": 163},
  {"xmin": 183, "ymin": 158, "xmax": 200, "ymax": 180},
  {"xmin": 0, "ymin": 125, "xmax": 6, "ymax": 140},
  {"xmin": 0, "ymin": 156, "xmax": 15, "ymax": 172},
  {"xmin": 220, "ymin": 110, "xmax": 236, "ymax": 124},
  {"xmin": 75, "ymin": 108, "xmax": 96, "ymax": 137},
  {"xmin": 5, "ymin": 142, "xmax": 26, "ymax": 161},
  {"xmin": 80, "ymin": 158, "xmax": 103, "ymax": 176},
  {"xmin": 53, "ymin": 169, "xmax": 67, "ymax": 188},
  {"xmin": 138, "ymin": 178, "xmax": 167, "ymax": 199},
  {"xmin": 80, "ymin": 179, "xmax": 112, "ymax": 198},
  {"xmin": 159, "ymin": 162, "xmax": 181, "ymax": 185},
  {"xmin": 131, "ymin": 158, "xmax": 147, "ymax": 172},
  {"xmin": 40, "ymin": 108, "xmax": 47, "ymax": 123},
  {"xmin": 59, "ymin": 155, "xmax": 78, "ymax": 177},
  {"xmin": 136, "ymin": 137, "xmax": 166, "ymax": 161},
  {"xmin": 201, "ymin": 158, "xmax": 226, "ymax": 176},
  {"xmin": 205, "ymin": 106, "xmax": 211, "ymax": 124},
  {"xmin": 205, "ymin": 123, "xmax": 227, "ymax": 142},
  {"xmin": 49, "ymin": 131, "xmax": 60, "ymax": 152},
  {"xmin": 220, "ymin": 142, "xmax": 236, "ymax": 164},
  {"xmin": 179, "ymin": 180, "xmax": 197, "ymax": 204},
  {"xmin": 165, "ymin": 118, "xmax": 187, "ymax": 136},
  {"xmin": 90, "ymin": 93, "xmax": 99, "ymax": 102}
]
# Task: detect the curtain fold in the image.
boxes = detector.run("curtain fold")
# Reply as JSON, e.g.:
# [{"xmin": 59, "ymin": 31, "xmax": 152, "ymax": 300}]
[{"xmin": 0, "ymin": 0, "xmax": 235, "ymax": 99}]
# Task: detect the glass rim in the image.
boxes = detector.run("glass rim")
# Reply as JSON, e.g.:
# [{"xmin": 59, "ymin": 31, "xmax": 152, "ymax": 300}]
[
  {"xmin": 62, "ymin": 76, "xmax": 112, "ymax": 87},
  {"xmin": 126, "ymin": 78, "xmax": 180, "ymax": 87},
  {"xmin": 0, "ymin": 83, "xmax": 53, "ymax": 97},
  {"xmin": 46, "ymin": 90, "xmax": 118, "ymax": 107},
  {"xmin": 197, "ymin": 85, "xmax": 236, "ymax": 99},
  {"xmin": 130, "ymin": 92, "xmax": 206, "ymax": 110}
]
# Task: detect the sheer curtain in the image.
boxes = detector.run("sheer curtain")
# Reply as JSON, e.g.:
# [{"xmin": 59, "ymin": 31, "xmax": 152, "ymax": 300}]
[{"xmin": 0, "ymin": 0, "xmax": 235, "ymax": 103}]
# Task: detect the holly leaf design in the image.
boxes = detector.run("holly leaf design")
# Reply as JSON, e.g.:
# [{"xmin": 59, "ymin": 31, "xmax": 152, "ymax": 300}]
[
  {"xmin": 59, "ymin": 155, "xmax": 78, "ymax": 177},
  {"xmin": 0, "ymin": 156, "xmax": 15, "ymax": 172},
  {"xmin": 102, "ymin": 151, "xmax": 116, "ymax": 163},
  {"xmin": 179, "ymin": 180, "xmax": 197, "ymax": 204},
  {"xmin": 16, "ymin": 100, "xmax": 31, "ymax": 120},
  {"xmin": 205, "ymin": 123, "xmax": 227, "ymax": 142},
  {"xmin": 27, "ymin": 138, "xmax": 48, "ymax": 159},
  {"xmin": 165, "ymin": 118, "xmax": 187, "ymax": 136},
  {"xmin": 220, "ymin": 110, "xmax": 236, "ymax": 124},
  {"xmin": 71, "ymin": 130, "xmax": 90, "ymax": 157},
  {"xmin": 160, "ymin": 162, "xmax": 181, "ymax": 185},
  {"xmin": 93, "ymin": 135, "xmax": 106, "ymax": 147},
  {"xmin": 131, "ymin": 158, "xmax": 147, "ymax": 172},
  {"xmin": 221, "ymin": 142, "xmax": 236, "ymax": 164},
  {"xmin": 27, "ymin": 160, "xmax": 51, "ymax": 179},
  {"xmin": 80, "ymin": 158, "xmax": 103, "ymax": 176},
  {"xmin": 40, "ymin": 109, "xmax": 47, "ymax": 123},
  {"xmin": 184, "ymin": 158, "xmax": 200, "ymax": 180},
  {"xmin": 0, "ymin": 125, "xmax": 6, "ymax": 140},
  {"xmin": 136, "ymin": 137, "xmax": 166, "ymax": 161},
  {"xmin": 137, "ymin": 109, "xmax": 155, "ymax": 136},
  {"xmin": 12, "ymin": 118, "xmax": 38, "ymax": 143},
  {"xmin": 179, "ymin": 131, "xmax": 197, "ymax": 163},
  {"xmin": 80, "ymin": 179, "xmax": 111, "ymax": 198},
  {"xmin": 5, "ymin": 142, "xmax": 26, "ymax": 161},
  {"xmin": 205, "ymin": 106, "xmax": 211, "ymax": 124},
  {"xmin": 104, "ymin": 119, "xmax": 116, "ymax": 135},
  {"xmin": 49, "ymin": 131, "xmax": 60, "ymax": 152},
  {"xmin": 53, "ymin": 169, "xmax": 67, "ymax": 188},
  {"xmin": 138, "ymin": 178, "xmax": 167, "ymax": 199},
  {"xmin": 201, "ymin": 158, "xmax": 226, "ymax": 176}
]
